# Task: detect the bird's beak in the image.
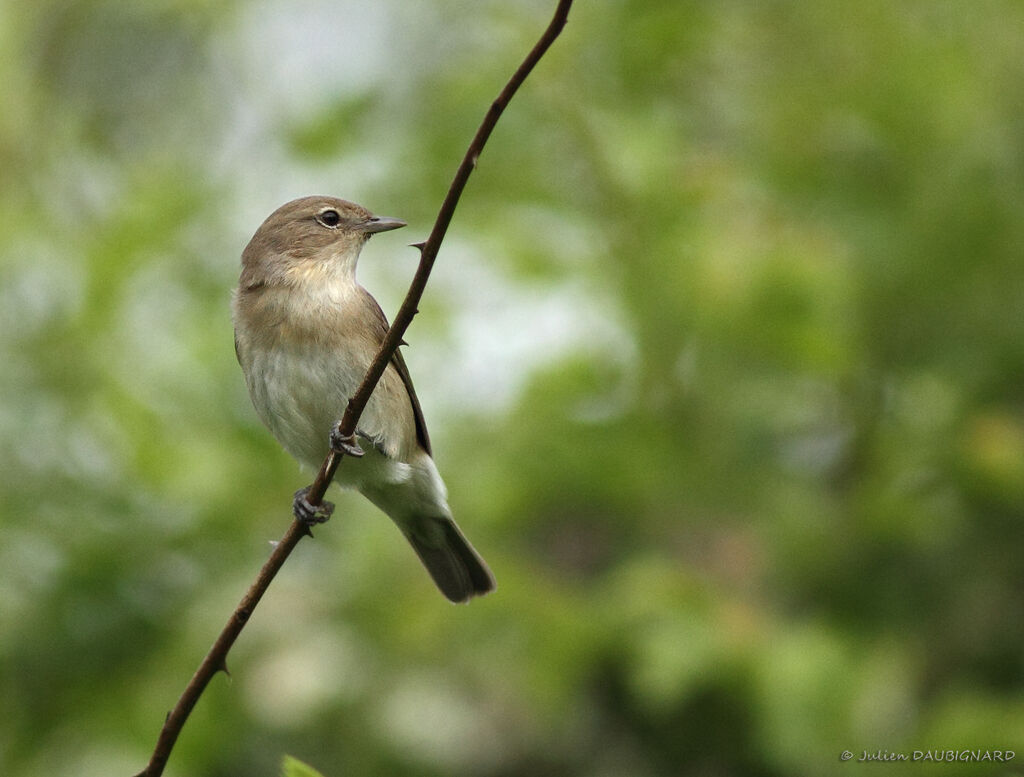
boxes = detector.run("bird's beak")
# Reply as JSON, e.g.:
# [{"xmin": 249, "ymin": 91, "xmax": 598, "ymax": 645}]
[{"xmin": 359, "ymin": 216, "xmax": 407, "ymax": 234}]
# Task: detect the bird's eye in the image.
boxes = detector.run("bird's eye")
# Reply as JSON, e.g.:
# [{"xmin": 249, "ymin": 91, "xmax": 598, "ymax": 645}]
[{"xmin": 317, "ymin": 209, "xmax": 341, "ymax": 228}]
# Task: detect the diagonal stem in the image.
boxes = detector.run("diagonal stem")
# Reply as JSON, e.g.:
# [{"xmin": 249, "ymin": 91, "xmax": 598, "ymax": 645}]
[
  {"xmin": 133, "ymin": 521, "xmax": 307, "ymax": 777},
  {"xmin": 307, "ymin": 0, "xmax": 573, "ymax": 504},
  {"xmin": 134, "ymin": 2, "xmax": 572, "ymax": 775}
]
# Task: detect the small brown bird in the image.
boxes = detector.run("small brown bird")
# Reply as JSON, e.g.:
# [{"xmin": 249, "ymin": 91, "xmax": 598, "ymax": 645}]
[{"xmin": 232, "ymin": 196, "xmax": 495, "ymax": 602}]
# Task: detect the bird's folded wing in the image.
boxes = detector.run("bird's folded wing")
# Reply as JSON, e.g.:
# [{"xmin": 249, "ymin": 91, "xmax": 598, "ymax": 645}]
[{"xmin": 362, "ymin": 288, "xmax": 432, "ymax": 456}]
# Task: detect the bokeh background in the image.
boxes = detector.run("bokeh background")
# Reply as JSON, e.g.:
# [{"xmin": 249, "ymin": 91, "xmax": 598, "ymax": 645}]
[{"xmin": 2, "ymin": 1, "xmax": 1023, "ymax": 775}]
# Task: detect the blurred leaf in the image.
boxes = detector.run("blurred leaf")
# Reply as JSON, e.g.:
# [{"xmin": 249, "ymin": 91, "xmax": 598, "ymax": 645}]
[{"xmin": 282, "ymin": 755, "xmax": 327, "ymax": 777}]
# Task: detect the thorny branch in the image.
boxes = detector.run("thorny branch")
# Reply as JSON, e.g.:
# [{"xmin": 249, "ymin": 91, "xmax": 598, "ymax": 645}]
[{"xmin": 134, "ymin": 2, "xmax": 573, "ymax": 775}]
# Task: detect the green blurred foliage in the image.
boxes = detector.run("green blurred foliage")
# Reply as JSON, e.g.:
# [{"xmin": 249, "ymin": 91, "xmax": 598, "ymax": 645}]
[
  {"xmin": 282, "ymin": 755, "xmax": 327, "ymax": 777},
  {"xmin": 1, "ymin": 1, "xmax": 1023, "ymax": 776}
]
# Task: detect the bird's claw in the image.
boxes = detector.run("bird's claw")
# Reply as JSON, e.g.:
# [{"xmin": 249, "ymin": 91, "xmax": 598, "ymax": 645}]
[
  {"xmin": 330, "ymin": 423, "xmax": 365, "ymax": 458},
  {"xmin": 292, "ymin": 486, "xmax": 334, "ymax": 525}
]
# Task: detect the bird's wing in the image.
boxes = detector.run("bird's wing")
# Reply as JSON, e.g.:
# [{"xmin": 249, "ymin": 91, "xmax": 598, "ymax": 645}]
[{"xmin": 362, "ymin": 288, "xmax": 432, "ymax": 456}]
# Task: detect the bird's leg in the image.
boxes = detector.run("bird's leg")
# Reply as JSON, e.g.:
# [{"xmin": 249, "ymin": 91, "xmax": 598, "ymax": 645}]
[
  {"xmin": 292, "ymin": 486, "xmax": 334, "ymax": 525},
  {"xmin": 330, "ymin": 422, "xmax": 365, "ymax": 458}
]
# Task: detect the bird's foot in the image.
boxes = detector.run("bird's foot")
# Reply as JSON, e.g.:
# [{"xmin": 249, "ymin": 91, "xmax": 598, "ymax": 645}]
[
  {"xmin": 330, "ymin": 423, "xmax": 365, "ymax": 458},
  {"xmin": 292, "ymin": 486, "xmax": 334, "ymax": 525}
]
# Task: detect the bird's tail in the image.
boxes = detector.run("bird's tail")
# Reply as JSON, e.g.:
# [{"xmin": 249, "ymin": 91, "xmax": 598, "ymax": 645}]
[
  {"xmin": 401, "ymin": 514, "xmax": 496, "ymax": 603},
  {"xmin": 356, "ymin": 453, "xmax": 495, "ymax": 603}
]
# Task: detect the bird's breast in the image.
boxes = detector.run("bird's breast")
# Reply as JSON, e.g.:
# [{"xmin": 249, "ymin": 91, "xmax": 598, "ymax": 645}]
[{"xmin": 233, "ymin": 284, "xmax": 418, "ymax": 468}]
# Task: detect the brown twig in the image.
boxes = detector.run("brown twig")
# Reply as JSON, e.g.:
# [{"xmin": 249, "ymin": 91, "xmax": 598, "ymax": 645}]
[
  {"xmin": 310, "ymin": 0, "xmax": 573, "ymax": 502},
  {"xmin": 133, "ymin": 2, "xmax": 572, "ymax": 776}
]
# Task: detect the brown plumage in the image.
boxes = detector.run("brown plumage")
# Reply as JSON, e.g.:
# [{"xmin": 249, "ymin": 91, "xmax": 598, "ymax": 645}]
[{"xmin": 232, "ymin": 196, "xmax": 495, "ymax": 602}]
